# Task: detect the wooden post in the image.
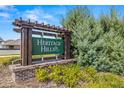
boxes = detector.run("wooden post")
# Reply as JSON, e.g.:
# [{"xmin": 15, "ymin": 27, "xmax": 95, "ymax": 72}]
[
  {"xmin": 20, "ymin": 30, "xmax": 22, "ymax": 60},
  {"xmin": 27, "ymin": 28, "xmax": 32, "ymax": 65},
  {"xmin": 64, "ymin": 32, "xmax": 71, "ymax": 59},
  {"xmin": 21, "ymin": 27, "xmax": 32, "ymax": 66},
  {"xmin": 21, "ymin": 27, "xmax": 28, "ymax": 66},
  {"xmin": 67, "ymin": 32, "xmax": 71, "ymax": 59}
]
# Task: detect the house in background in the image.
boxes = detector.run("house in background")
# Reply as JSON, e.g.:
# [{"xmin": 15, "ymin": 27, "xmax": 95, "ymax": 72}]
[
  {"xmin": 2, "ymin": 39, "xmax": 20, "ymax": 49},
  {"xmin": 0, "ymin": 37, "xmax": 20, "ymax": 55},
  {"xmin": 0, "ymin": 37, "xmax": 4, "ymax": 48},
  {"xmin": 0, "ymin": 36, "xmax": 20, "ymax": 49}
]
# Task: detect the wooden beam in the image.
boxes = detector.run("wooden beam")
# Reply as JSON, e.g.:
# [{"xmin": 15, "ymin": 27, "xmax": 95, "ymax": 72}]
[
  {"xmin": 32, "ymin": 31, "xmax": 63, "ymax": 37},
  {"xmin": 14, "ymin": 28, "xmax": 64, "ymax": 38},
  {"xmin": 13, "ymin": 28, "xmax": 21, "ymax": 33},
  {"xmin": 13, "ymin": 19, "xmax": 70, "ymax": 33},
  {"xmin": 32, "ymin": 55, "xmax": 64, "ymax": 62}
]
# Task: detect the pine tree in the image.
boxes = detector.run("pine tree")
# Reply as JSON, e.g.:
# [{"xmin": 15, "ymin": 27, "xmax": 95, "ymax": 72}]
[{"xmin": 61, "ymin": 6, "xmax": 124, "ymax": 75}]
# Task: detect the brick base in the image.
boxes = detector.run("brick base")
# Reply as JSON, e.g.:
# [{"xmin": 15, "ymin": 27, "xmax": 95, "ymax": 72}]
[{"xmin": 9, "ymin": 59, "xmax": 75, "ymax": 82}]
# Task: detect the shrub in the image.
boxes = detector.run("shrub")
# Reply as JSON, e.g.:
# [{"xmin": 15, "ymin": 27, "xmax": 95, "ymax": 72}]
[
  {"xmin": 62, "ymin": 64, "xmax": 81, "ymax": 87},
  {"xmin": 35, "ymin": 64, "xmax": 97, "ymax": 87},
  {"xmin": 35, "ymin": 64, "xmax": 124, "ymax": 88},
  {"xmin": 35, "ymin": 67, "xmax": 49, "ymax": 82},
  {"xmin": 48, "ymin": 64, "xmax": 81, "ymax": 87},
  {"xmin": 48, "ymin": 65, "xmax": 64, "ymax": 84},
  {"xmin": 80, "ymin": 66, "xmax": 97, "ymax": 82},
  {"xmin": 84, "ymin": 73, "xmax": 124, "ymax": 88}
]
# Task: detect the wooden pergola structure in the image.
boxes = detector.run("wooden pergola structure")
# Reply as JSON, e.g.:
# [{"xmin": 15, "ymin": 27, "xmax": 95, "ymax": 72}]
[{"xmin": 13, "ymin": 18, "xmax": 71, "ymax": 66}]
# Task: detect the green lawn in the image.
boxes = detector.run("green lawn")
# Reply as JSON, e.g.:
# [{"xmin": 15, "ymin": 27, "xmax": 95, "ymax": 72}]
[
  {"xmin": 0, "ymin": 56, "xmax": 19, "ymax": 66},
  {"xmin": 0, "ymin": 54, "xmax": 57, "ymax": 58},
  {"xmin": 32, "ymin": 54, "xmax": 57, "ymax": 58},
  {"xmin": 0, "ymin": 54, "xmax": 19, "ymax": 57}
]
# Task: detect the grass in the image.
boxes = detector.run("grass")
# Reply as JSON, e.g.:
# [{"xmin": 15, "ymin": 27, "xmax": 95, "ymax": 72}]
[
  {"xmin": 0, "ymin": 54, "xmax": 19, "ymax": 56},
  {"xmin": 0, "ymin": 57, "xmax": 19, "ymax": 66},
  {"xmin": 32, "ymin": 54, "xmax": 57, "ymax": 58},
  {"xmin": 35, "ymin": 64, "xmax": 124, "ymax": 88}
]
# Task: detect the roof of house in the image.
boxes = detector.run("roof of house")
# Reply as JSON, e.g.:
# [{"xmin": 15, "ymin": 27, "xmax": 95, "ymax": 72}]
[
  {"xmin": 3, "ymin": 39, "xmax": 20, "ymax": 46},
  {"xmin": 0, "ymin": 37, "xmax": 4, "ymax": 42}
]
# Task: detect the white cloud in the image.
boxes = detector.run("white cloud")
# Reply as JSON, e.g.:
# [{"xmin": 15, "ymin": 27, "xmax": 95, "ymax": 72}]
[
  {"xmin": 22, "ymin": 7, "xmax": 57, "ymax": 24},
  {"xmin": 26, "ymin": 13, "xmax": 38, "ymax": 20},
  {"xmin": 0, "ymin": 12, "xmax": 9, "ymax": 18},
  {"xmin": 0, "ymin": 5, "xmax": 7, "ymax": 9},
  {"xmin": 23, "ymin": 8, "xmax": 43, "ymax": 20},
  {"xmin": 0, "ymin": 5, "xmax": 18, "ymax": 19},
  {"xmin": 21, "ymin": 6, "xmax": 62, "ymax": 25},
  {"xmin": 43, "ymin": 15, "xmax": 53, "ymax": 19},
  {"xmin": 0, "ymin": 5, "xmax": 17, "ymax": 11},
  {"xmin": 47, "ymin": 6, "xmax": 67, "ymax": 16}
]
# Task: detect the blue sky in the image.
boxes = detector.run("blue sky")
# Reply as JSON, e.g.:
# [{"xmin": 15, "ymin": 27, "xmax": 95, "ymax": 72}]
[{"xmin": 0, "ymin": 5, "xmax": 124, "ymax": 40}]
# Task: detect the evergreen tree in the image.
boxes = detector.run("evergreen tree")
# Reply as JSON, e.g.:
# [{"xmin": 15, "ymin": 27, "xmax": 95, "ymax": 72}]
[{"xmin": 61, "ymin": 6, "xmax": 124, "ymax": 75}]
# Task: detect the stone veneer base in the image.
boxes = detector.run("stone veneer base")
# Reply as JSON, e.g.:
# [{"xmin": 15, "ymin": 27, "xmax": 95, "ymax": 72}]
[{"xmin": 9, "ymin": 59, "xmax": 75, "ymax": 82}]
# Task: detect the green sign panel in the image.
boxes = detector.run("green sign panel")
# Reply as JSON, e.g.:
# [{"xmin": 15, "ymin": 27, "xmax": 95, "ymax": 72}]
[{"xmin": 32, "ymin": 37, "xmax": 64, "ymax": 55}]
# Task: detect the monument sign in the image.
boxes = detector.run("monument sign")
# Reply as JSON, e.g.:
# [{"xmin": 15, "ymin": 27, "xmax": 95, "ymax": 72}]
[{"xmin": 13, "ymin": 18, "xmax": 71, "ymax": 66}]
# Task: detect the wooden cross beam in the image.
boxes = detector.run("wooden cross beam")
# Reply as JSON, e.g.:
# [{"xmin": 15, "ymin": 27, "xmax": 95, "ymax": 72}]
[{"xmin": 13, "ymin": 18, "xmax": 70, "ymax": 33}]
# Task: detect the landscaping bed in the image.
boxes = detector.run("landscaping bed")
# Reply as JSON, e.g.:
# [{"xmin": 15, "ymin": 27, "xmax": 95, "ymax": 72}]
[
  {"xmin": 0, "ymin": 56, "xmax": 124, "ymax": 88},
  {"xmin": 35, "ymin": 64, "xmax": 124, "ymax": 88},
  {"xmin": 0, "ymin": 64, "xmax": 124, "ymax": 88}
]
